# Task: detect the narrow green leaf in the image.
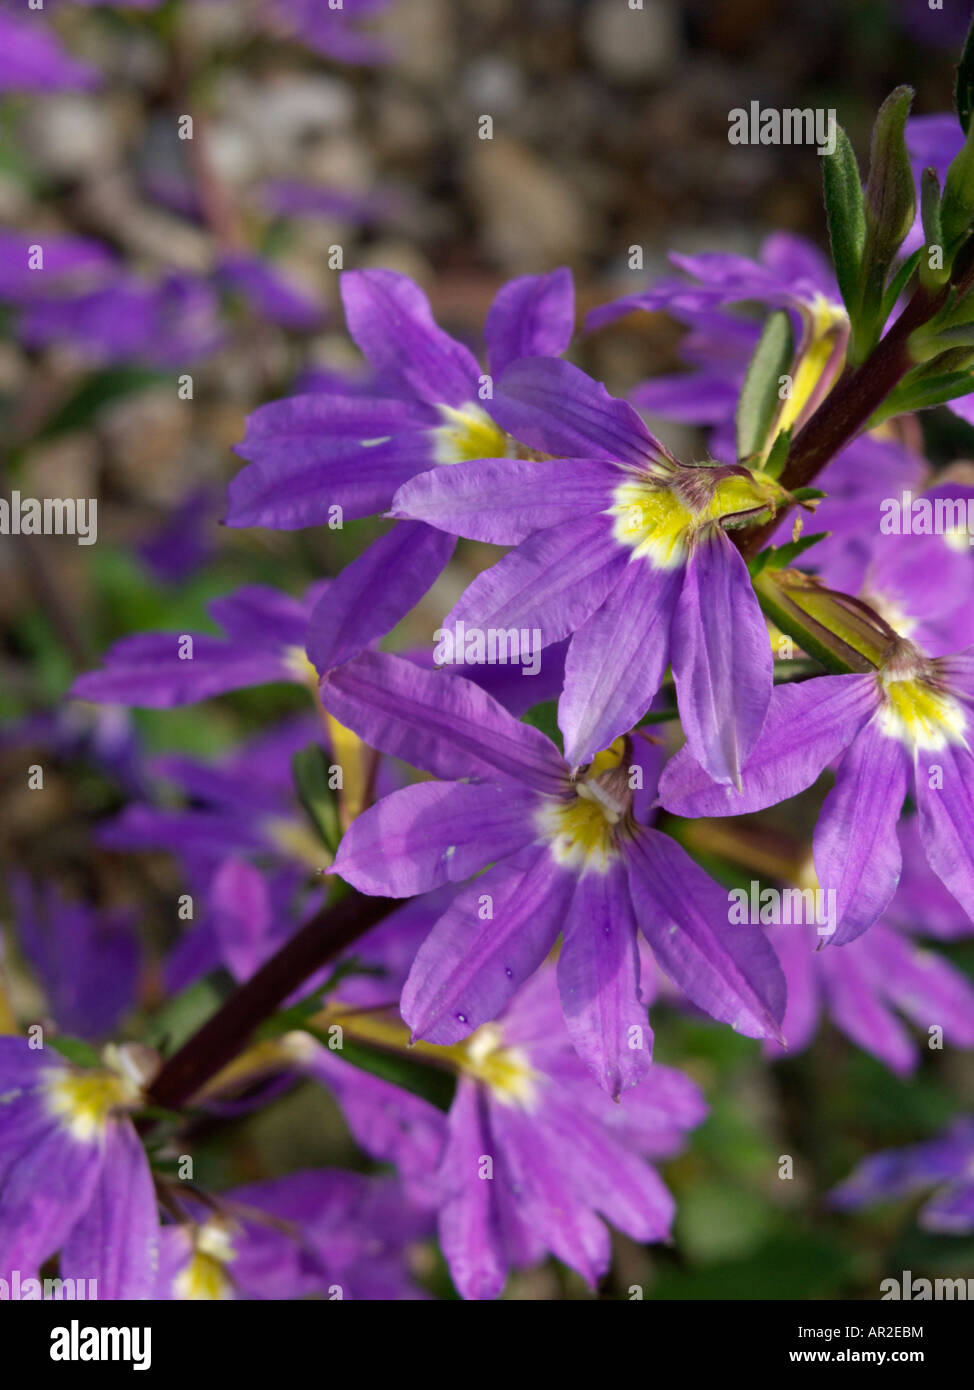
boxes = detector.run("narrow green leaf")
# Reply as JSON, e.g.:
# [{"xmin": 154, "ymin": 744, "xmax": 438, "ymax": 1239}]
[
  {"xmin": 292, "ymin": 743, "xmax": 342, "ymax": 855},
  {"xmin": 47, "ymin": 1036, "xmax": 102, "ymax": 1069},
  {"xmin": 763, "ymin": 425, "xmax": 792, "ymax": 481},
  {"xmin": 822, "ymin": 124, "xmax": 865, "ymax": 314},
  {"xmin": 956, "ymin": 10, "xmax": 974, "ymax": 134},
  {"xmin": 735, "ymin": 311, "xmax": 794, "ymax": 461},
  {"xmin": 869, "ymin": 368, "xmax": 974, "ymax": 425}
]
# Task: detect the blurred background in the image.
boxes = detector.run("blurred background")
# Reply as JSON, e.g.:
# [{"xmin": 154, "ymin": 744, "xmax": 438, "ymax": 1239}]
[{"xmin": 1, "ymin": 0, "xmax": 972, "ymax": 1299}]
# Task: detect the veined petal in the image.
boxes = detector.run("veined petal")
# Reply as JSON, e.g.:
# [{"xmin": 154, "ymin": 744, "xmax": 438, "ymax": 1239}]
[
  {"xmin": 333, "ymin": 781, "xmax": 539, "ymax": 897},
  {"xmin": 71, "ymin": 633, "xmax": 294, "ymax": 708},
  {"xmin": 449, "ymin": 514, "xmax": 628, "ymax": 650},
  {"xmin": 307, "ymin": 522, "xmax": 455, "ymax": 674},
  {"xmin": 490, "ymin": 357, "xmax": 665, "ymax": 465},
  {"xmin": 559, "ymin": 559, "xmax": 680, "ymax": 769},
  {"xmin": 320, "ymin": 651, "xmax": 566, "ymax": 790},
  {"xmin": 915, "ymin": 743, "xmax": 974, "ymax": 921},
  {"xmin": 436, "ymin": 1081, "xmax": 508, "ymax": 1301},
  {"xmin": 484, "ymin": 268, "xmax": 575, "ymax": 376},
  {"xmin": 556, "ymin": 862, "xmax": 653, "ymax": 1098},
  {"xmin": 401, "ymin": 849, "xmax": 574, "ymax": 1043},
  {"xmin": 340, "ymin": 269, "xmax": 480, "ymax": 407},
  {"xmin": 226, "ymin": 434, "xmax": 434, "ymax": 529},
  {"xmin": 818, "ymin": 940, "xmax": 916, "ymax": 1075},
  {"xmin": 390, "ymin": 458, "xmax": 618, "ymax": 544},
  {"xmin": 670, "ymin": 527, "xmax": 773, "ymax": 788},
  {"xmin": 628, "ymin": 829, "xmax": 786, "ymax": 1039},
  {"xmin": 816, "ymin": 717, "xmax": 911, "ymax": 945},
  {"xmin": 60, "ymin": 1121, "xmax": 158, "ymax": 1300},
  {"xmin": 658, "ymin": 674, "xmax": 879, "ymax": 817}
]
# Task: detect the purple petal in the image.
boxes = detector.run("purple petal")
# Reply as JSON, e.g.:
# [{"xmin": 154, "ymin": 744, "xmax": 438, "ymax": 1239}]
[
  {"xmin": 307, "ymin": 522, "xmax": 455, "ymax": 673},
  {"xmin": 658, "ymin": 674, "xmax": 879, "ymax": 817},
  {"xmin": 556, "ymin": 862, "xmax": 653, "ymax": 1097},
  {"xmin": 559, "ymin": 558, "xmax": 680, "ymax": 768},
  {"xmin": 71, "ymin": 632, "xmax": 294, "ymax": 707},
  {"xmin": 333, "ymin": 780, "xmax": 539, "ymax": 896},
  {"xmin": 670, "ymin": 528, "xmax": 773, "ymax": 788},
  {"xmin": 320, "ymin": 651, "xmax": 565, "ymax": 790},
  {"xmin": 401, "ymin": 849, "xmax": 574, "ymax": 1043},
  {"xmin": 436, "ymin": 1081, "xmax": 508, "ymax": 1300},
  {"xmin": 627, "ymin": 829, "xmax": 786, "ymax": 1039},
  {"xmin": 816, "ymin": 718, "xmax": 911, "ymax": 945},
  {"xmin": 340, "ymin": 269, "xmax": 480, "ymax": 407},
  {"xmin": 819, "ymin": 937, "xmax": 916, "ymax": 1075},
  {"xmin": 448, "ymin": 513, "xmax": 628, "ymax": 649},
  {"xmin": 391, "ymin": 458, "xmax": 618, "ymax": 545},
  {"xmin": 484, "ymin": 268, "xmax": 575, "ymax": 376},
  {"xmin": 60, "ymin": 1122, "xmax": 158, "ymax": 1300},
  {"xmin": 490, "ymin": 357, "xmax": 664, "ymax": 465},
  {"xmin": 915, "ymin": 743, "xmax": 974, "ymax": 921}
]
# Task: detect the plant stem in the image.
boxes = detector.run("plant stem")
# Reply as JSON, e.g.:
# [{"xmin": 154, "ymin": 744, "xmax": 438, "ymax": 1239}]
[{"xmin": 147, "ymin": 888, "xmax": 398, "ymax": 1111}]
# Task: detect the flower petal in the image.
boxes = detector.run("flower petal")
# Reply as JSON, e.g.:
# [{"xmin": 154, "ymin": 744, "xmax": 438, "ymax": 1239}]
[
  {"xmin": 333, "ymin": 780, "xmax": 539, "ymax": 897},
  {"xmin": 484, "ymin": 268, "xmax": 575, "ymax": 376},
  {"xmin": 320, "ymin": 651, "xmax": 565, "ymax": 790},
  {"xmin": 670, "ymin": 527, "xmax": 773, "ymax": 788},
  {"xmin": 60, "ymin": 1121, "xmax": 159, "ymax": 1300},
  {"xmin": 815, "ymin": 717, "xmax": 911, "ymax": 945},
  {"xmin": 915, "ymin": 742, "xmax": 974, "ymax": 921},
  {"xmin": 556, "ymin": 862, "xmax": 653, "ymax": 1098},
  {"xmin": 628, "ymin": 829, "xmax": 786, "ymax": 1039},
  {"xmin": 658, "ymin": 674, "xmax": 878, "ymax": 816},
  {"xmin": 401, "ymin": 849, "xmax": 574, "ymax": 1042}
]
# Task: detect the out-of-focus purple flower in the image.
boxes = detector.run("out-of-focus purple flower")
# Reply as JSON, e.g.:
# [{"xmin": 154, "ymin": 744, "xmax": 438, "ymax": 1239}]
[
  {"xmin": 325, "ymin": 652, "xmax": 785, "ymax": 1097},
  {"xmin": 265, "ymin": 0, "xmax": 395, "ymax": 65},
  {"xmin": 0, "ymin": 11, "xmax": 99, "ymax": 93},
  {"xmin": 155, "ymin": 1171, "xmax": 429, "ymax": 1300},
  {"xmin": 831, "ymin": 1116, "xmax": 974, "ymax": 1234},
  {"xmin": 217, "ymin": 253, "xmax": 325, "ymax": 333},
  {"xmin": 660, "ymin": 640, "xmax": 974, "ymax": 943},
  {"xmin": 765, "ymin": 916, "xmax": 974, "ymax": 1075},
  {"xmin": 6, "ymin": 875, "xmax": 140, "ymax": 1042},
  {"xmin": 71, "ymin": 582, "xmax": 327, "ymax": 708},
  {"xmin": 393, "ymin": 356, "xmax": 782, "ymax": 781},
  {"xmin": 0, "ymin": 703, "xmax": 147, "ymax": 798},
  {"xmin": 0, "ymin": 1036, "xmax": 158, "ymax": 1297},
  {"xmin": 138, "ymin": 487, "xmax": 219, "ymax": 587},
  {"xmin": 0, "ymin": 230, "xmax": 113, "ymax": 303}
]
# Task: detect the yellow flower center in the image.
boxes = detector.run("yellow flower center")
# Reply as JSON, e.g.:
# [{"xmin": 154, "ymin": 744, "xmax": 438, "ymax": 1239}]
[
  {"xmin": 609, "ymin": 469, "xmax": 779, "ymax": 567},
  {"xmin": 45, "ymin": 1068, "xmax": 141, "ymax": 1144},
  {"xmin": 879, "ymin": 675, "xmax": 968, "ymax": 751},
  {"xmin": 174, "ymin": 1223, "xmax": 237, "ymax": 1301},
  {"xmin": 459, "ymin": 1024, "xmax": 539, "ymax": 1108},
  {"xmin": 537, "ymin": 737, "xmax": 631, "ymax": 872},
  {"xmin": 432, "ymin": 403, "xmax": 509, "ymax": 464}
]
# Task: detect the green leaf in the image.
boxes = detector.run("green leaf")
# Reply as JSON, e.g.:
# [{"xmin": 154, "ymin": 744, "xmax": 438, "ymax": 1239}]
[
  {"xmin": 941, "ymin": 116, "xmax": 974, "ymax": 247},
  {"xmin": 752, "ymin": 531, "xmax": 828, "ymax": 575},
  {"xmin": 333, "ymin": 1038, "xmax": 455, "ymax": 1111},
  {"xmin": 822, "ymin": 124, "xmax": 865, "ymax": 314},
  {"xmin": 956, "ymin": 10, "xmax": 974, "ymax": 135},
  {"xmin": 291, "ymin": 743, "xmax": 342, "ymax": 855},
  {"xmin": 145, "ymin": 975, "xmax": 229, "ymax": 1053},
  {"xmin": 47, "ymin": 1036, "xmax": 102, "ymax": 1069},
  {"xmin": 762, "ymin": 425, "xmax": 791, "ymax": 481},
  {"xmin": 735, "ymin": 311, "xmax": 794, "ymax": 461},
  {"xmin": 869, "ymin": 368, "xmax": 974, "ymax": 424}
]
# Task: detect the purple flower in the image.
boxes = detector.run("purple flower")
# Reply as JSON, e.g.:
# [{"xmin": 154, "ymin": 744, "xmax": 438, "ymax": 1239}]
[
  {"xmin": 293, "ymin": 965, "xmax": 705, "ymax": 1299},
  {"xmin": 228, "ymin": 267, "xmax": 575, "ymax": 673},
  {"xmin": 71, "ymin": 583, "xmax": 327, "ymax": 708},
  {"xmin": 155, "ymin": 1172, "xmax": 429, "ymax": 1300},
  {"xmin": 660, "ymin": 641, "xmax": 974, "ymax": 943},
  {"xmin": 393, "ymin": 356, "xmax": 782, "ymax": 781},
  {"xmin": 831, "ymin": 1117, "xmax": 974, "ymax": 1234},
  {"xmin": 324, "ymin": 652, "xmax": 785, "ymax": 1097},
  {"xmin": 7, "ymin": 875, "xmax": 140, "ymax": 1042},
  {"xmin": 265, "ymin": 0, "xmax": 396, "ymax": 65},
  {"xmin": 0, "ymin": 1037, "xmax": 158, "ymax": 1298},
  {"xmin": 766, "ymin": 917, "xmax": 974, "ymax": 1075},
  {"xmin": 0, "ymin": 12, "xmax": 98, "ymax": 93}
]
